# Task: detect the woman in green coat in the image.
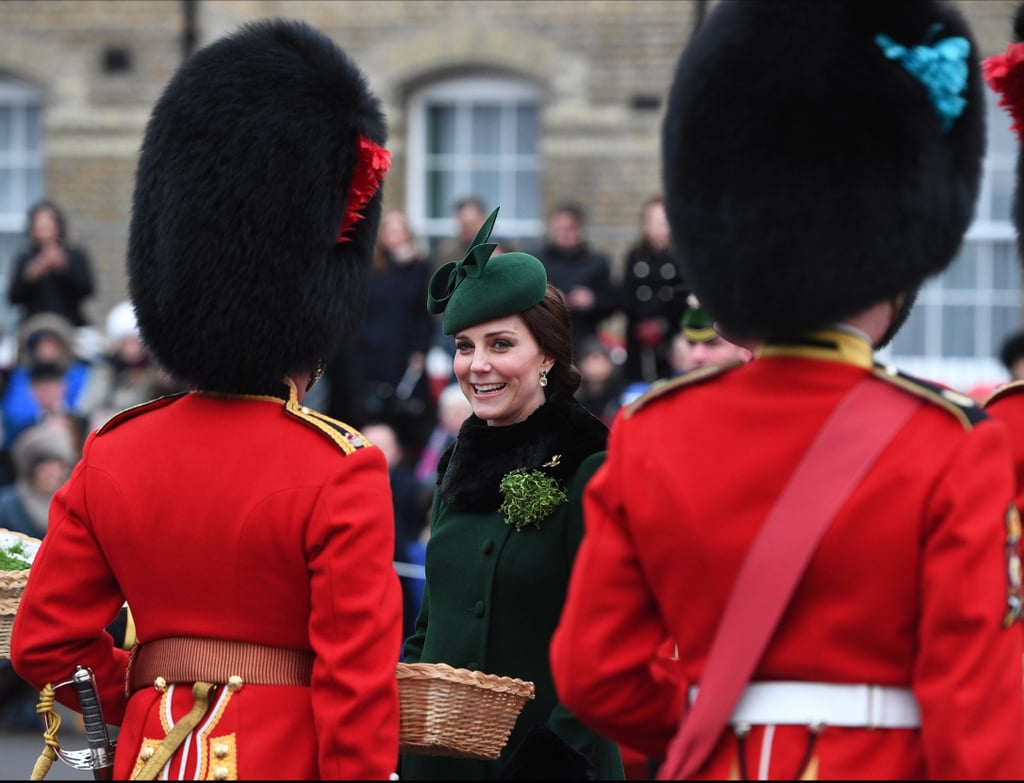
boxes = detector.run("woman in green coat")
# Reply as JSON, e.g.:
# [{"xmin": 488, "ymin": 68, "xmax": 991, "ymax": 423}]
[{"xmin": 400, "ymin": 209, "xmax": 624, "ymax": 780}]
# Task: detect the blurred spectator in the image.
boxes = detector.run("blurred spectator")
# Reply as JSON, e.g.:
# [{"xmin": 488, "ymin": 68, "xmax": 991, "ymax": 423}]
[
  {"xmin": 413, "ymin": 382, "xmax": 473, "ymax": 508},
  {"xmin": 620, "ymin": 195, "xmax": 688, "ymax": 385},
  {"xmin": 345, "ymin": 209, "xmax": 435, "ymax": 456},
  {"xmin": 1001, "ymin": 329, "xmax": 1024, "ymax": 382},
  {"xmin": 668, "ymin": 294, "xmax": 753, "ymax": 376},
  {"xmin": 7, "ymin": 199, "xmax": 95, "ymax": 328},
  {"xmin": 533, "ymin": 201, "xmax": 618, "ymax": 362},
  {"xmin": 432, "ymin": 194, "xmax": 489, "ymax": 274},
  {"xmin": 575, "ymin": 336, "xmax": 626, "ymax": 426},
  {"xmin": 361, "ymin": 420, "xmax": 424, "ymax": 643},
  {"xmin": 78, "ymin": 300, "xmax": 186, "ymax": 432},
  {"xmin": 0, "ymin": 420, "xmax": 77, "ymax": 731},
  {"xmin": 0, "ymin": 313, "xmax": 91, "ymax": 451},
  {"xmin": 0, "ymin": 421, "xmax": 76, "ymax": 538},
  {"xmin": 619, "ymin": 381, "xmax": 652, "ymax": 408}
]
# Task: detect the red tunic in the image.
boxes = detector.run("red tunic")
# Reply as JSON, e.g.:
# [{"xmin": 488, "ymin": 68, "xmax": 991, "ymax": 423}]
[
  {"xmin": 985, "ymin": 380, "xmax": 1024, "ymax": 512},
  {"xmin": 11, "ymin": 385, "xmax": 403, "ymax": 780},
  {"xmin": 550, "ymin": 331, "xmax": 1024, "ymax": 779}
]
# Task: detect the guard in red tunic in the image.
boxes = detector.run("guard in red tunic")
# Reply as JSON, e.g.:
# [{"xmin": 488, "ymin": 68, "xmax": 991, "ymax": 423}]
[
  {"xmin": 10, "ymin": 19, "xmax": 403, "ymax": 780},
  {"xmin": 550, "ymin": 1, "xmax": 1024, "ymax": 779},
  {"xmin": 982, "ymin": 5, "xmax": 1024, "ymax": 529}
]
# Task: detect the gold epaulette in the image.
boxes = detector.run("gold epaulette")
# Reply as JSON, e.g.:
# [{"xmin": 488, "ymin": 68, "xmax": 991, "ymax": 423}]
[
  {"xmin": 982, "ymin": 379, "xmax": 1024, "ymax": 409},
  {"xmin": 871, "ymin": 364, "xmax": 988, "ymax": 431},
  {"xmin": 284, "ymin": 397, "xmax": 369, "ymax": 454},
  {"xmin": 624, "ymin": 360, "xmax": 745, "ymax": 419},
  {"xmin": 96, "ymin": 392, "xmax": 188, "ymax": 435}
]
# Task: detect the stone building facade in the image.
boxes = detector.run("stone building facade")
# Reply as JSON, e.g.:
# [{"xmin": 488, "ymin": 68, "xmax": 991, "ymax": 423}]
[{"xmin": 0, "ymin": 0, "xmax": 1020, "ymax": 389}]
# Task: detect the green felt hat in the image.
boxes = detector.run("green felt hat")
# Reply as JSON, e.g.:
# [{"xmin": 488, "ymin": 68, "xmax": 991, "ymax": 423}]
[
  {"xmin": 682, "ymin": 293, "xmax": 717, "ymax": 343},
  {"xmin": 427, "ymin": 207, "xmax": 548, "ymax": 335}
]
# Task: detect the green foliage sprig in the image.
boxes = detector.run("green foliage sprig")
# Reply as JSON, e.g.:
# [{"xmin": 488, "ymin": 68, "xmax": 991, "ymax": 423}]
[
  {"xmin": 499, "ymin": 468, "xmax": 567, "ymax": 532},
  {"xmin": 0, "ymin": 540, "xmax": 32, "ymax": 571}
]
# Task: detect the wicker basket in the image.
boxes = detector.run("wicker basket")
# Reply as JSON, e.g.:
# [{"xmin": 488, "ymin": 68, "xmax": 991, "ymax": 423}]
[
  {"xmin": 397, "ymin": 661, "xmax": 535, "ymax": 760},
  {"xmin": 0, "ymin": 528, "xmax": 41, "ymax": 659}
]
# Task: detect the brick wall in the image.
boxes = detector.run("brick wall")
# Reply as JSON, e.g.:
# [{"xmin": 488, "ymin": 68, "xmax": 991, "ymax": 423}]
[{"xmin": 0, "ymin": 0, "xmax": 1017, "ymax": 328}]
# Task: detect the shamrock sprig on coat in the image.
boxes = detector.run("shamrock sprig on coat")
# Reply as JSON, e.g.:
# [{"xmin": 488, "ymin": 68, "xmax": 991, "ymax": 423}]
[{"xmin": 499, "ymin": 467, "xmax": 567, "ymax": 532}]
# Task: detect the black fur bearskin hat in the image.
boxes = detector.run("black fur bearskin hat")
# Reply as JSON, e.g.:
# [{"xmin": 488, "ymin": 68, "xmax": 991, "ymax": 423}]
[
  {"xmin": 984, "ymin": 2, "xmax": 1024, "ymax": 262},
  {"xmin": 662, "ymin": 0, "xmax": 985, "ymax": 341},
  {"xmin": 128, "ymin": 18, "xmax": 389, "ymax": 394}
]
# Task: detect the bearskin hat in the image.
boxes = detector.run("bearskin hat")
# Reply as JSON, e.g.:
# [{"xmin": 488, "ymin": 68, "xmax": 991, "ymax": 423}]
[
  {"xmin": 662, "ymin": 0, "xmax": 985, "ymax": 339},
  {"xmin": 128, "ymin": 18, "xmax": 389, "ymax": 394},
  {"xmin": 984, "ymin": 2, "xmax": 1024, "ymax": 262}
]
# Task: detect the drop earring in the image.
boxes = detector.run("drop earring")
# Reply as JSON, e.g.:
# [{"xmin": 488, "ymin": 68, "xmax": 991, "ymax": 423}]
[{"xmin": 539, "ymin": 369, "xmax": 549, "ymax": 388}]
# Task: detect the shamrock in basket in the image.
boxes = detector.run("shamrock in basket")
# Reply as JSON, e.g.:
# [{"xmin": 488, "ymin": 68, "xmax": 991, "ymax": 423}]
[{"xmin": 0, "ymin": 528, "xmax": 41, "ymax": 659}]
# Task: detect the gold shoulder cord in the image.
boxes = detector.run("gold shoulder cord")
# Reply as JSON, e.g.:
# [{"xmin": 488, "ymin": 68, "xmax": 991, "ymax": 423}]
[{"xmin": 29, "ymin": 684, "xmax": 61, "ymax": 780}]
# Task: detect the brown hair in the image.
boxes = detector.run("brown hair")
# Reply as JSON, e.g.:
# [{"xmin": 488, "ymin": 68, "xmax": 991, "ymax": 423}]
[{"xmin": 519, "ymin": 284, "xmax": 581, "ymax": 398}]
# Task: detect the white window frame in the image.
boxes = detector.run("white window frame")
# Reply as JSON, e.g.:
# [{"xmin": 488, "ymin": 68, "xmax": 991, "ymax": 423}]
[
  {"xmin": 406, "ymin": 75, "xmax": 543, "ymax": 248},
  {"xmin": 0, "ymin": 79, "xmax": 43, "ymax": 233},
  {"xmin": 0, "ymin": 78, "xmax": 43, "ymax": 350}
]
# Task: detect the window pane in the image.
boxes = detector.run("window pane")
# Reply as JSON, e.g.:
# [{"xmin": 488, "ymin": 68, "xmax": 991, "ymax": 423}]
[
  {"xmin": 942, "ymin": 305, "xmax": 974, "ymax": 357},
  {"xmin": 0, "ymin": 169, "xmax": 12, "ymax": 213},
  {"xmin": 992, "ymin": 168, "xmax": 1015, "ymax": 222},
  {"xmin": 25, "ymin": 106, "xmax": 40, "ymax": 152},
  {"xmin": 471, "ymin": 105, "xmax": 501, "ymax": 154},
  {"xmin": 990, "ymin": 103, "xmax": 1018, "ymax": 156},
  {"xmin": 427, "ymin": 169, "xmax": 454, "ymax": 219},
  {"xmin": 944, "ymin": 246, "xmax": 974, "ymax": 288},
  {"xmin": 516, "ymin": 105, "xmax": 538, "ymax": 154},
  {"xmin": 427, "ymin": 106, "xmax": 455, "ymax": 155},
  {"xmin": 26, "ymin": 167, "xmax": 42, "ymax": 205},
  {"xmin": 0, "ymin": 107, "xmax": 11, "ymax": 149},
  {"xmin": 892, "ymin": 305, "xmax": 927, "ymax": 354},
  {"xmin": 994, "ymin": 306, "xmax": 1021, "ymax": 348},
  {"xmin": 515, "ymin": 170, "xmax": 539, "ymax": 219},
  {"xmin": 994, "ymin": 240, "xmax": 1019, "ymax": 290},
  {"xmin": 470, "ymin": 170, "xmax": 500, "ymax": 212},
  {"xmin": 412, "ymin": 76, "xmax": 542, "ymax": 253}
]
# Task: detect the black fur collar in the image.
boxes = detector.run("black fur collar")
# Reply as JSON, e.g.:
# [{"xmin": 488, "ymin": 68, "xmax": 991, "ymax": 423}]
[{"xmin": 437, "ymin": 394, "xmax": 608, "ymax": 512}]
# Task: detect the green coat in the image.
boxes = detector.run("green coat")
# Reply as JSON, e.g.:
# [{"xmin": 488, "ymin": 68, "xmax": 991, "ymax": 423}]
[{"xmin": 401, "ymin": 396, "xmax": 623, "ymax": 780}]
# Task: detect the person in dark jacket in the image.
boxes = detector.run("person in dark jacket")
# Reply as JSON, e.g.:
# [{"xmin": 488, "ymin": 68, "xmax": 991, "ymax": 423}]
[
  {"xmin": 346, "ymin": 208, "xmax": 435, "ymax": 452},
  {"xmin": 620, "ymin": 194, "xmax": 688, "ymax": 385},
  {"xmin": 401, "ymin": 207, "xmax": 623, "ymax": 780},
  {"xmin": 533, "ymin": 201, "xmax": 618, "ymax": 363},
  {"xmin": 8, "ymin": 199, "xmax": 95, "ymax": 328},
  {"xmin": 0, "ymin": 421, "xmax": 76, "ymax": 732}
]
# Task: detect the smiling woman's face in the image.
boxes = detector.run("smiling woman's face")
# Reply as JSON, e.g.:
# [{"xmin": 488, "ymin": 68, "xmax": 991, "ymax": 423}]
[{"xmin": 452, "ymin": 315, "xmax": 553, "ymax": 427}]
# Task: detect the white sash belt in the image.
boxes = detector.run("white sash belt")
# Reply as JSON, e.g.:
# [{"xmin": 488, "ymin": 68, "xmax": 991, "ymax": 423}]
[{"xmin": 689, "ymin": 681, "xmax": 921, "ymax": 729}]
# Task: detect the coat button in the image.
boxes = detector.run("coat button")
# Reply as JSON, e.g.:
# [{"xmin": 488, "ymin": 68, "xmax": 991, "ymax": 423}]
[
  {"xmin": 479, "ymin": 540, "xmax": 494, "ymax": 554},
  {"xmin": 473, "ymin": 600, "xmax": 485, "ymax": 617},
  {"xmin": 140, "ymin": 746, "xmax": 155, "ymax": 760},
  {"xmin": 227, "ymin": 675, "xmax": 244, "ymax": 691},
  {"xmin": 213, "ymin": 765, "xmax": 229, "ymax": 780},
  {"xmin": 214, "ymin": 743, "xmax": 230, "ymax": 758}
]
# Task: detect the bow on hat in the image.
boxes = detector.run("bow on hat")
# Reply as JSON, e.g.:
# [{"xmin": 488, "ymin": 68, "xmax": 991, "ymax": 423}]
[
  {"xmin": 427, "ymin": 207, "xmax": 501, "ymax": 315},
  {"xmin": 425, "ymin": 206, "xmax": 548, "ymax": 335}
]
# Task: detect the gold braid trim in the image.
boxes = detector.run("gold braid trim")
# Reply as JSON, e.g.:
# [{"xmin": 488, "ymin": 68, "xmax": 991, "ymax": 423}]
[{"xmin": 132, "ymin": 681, "xmax": 216, "ymax": 781}]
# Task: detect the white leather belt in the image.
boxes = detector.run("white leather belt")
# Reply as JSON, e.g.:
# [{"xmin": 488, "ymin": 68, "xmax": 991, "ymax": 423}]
[{"xmin": 689, "ymin": 681, "xmax": 921, "ymax": 729}]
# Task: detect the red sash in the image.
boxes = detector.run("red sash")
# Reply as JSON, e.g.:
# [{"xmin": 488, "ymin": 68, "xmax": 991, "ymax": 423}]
[{"xmin": 658, "ymin": 377, "xmax": 921, "ymax": 780}]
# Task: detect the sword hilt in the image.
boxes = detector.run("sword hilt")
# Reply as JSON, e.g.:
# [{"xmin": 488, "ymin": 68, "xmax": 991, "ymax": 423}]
[
  {"xmin": 55, "ymin": 665, "xmax": 116, "ymax": 779},
  {"xmin": 72, "ymin": 667, "xmax": 110, "ymax": 752}
]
